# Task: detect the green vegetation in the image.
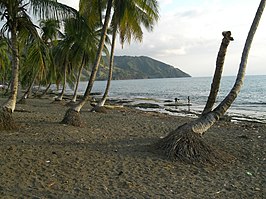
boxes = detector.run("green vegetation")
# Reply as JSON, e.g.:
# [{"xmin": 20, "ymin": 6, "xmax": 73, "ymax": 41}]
[{"xmin": 96, "ymin": 56, "xmax": 191, "ymax": 80}]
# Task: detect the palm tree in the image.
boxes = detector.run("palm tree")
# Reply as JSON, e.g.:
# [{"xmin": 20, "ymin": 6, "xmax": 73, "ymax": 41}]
[
  {"xmin": 40, "ymin": 19, "xmax": 62, "ymax": 46},
  {"xmin": 51, "ymin": 14, "xmax": 101, "ymax": 103},
  {"xmin": 61, "ymin": 0, "xmax": 113, "ymax": 126},
  {"xmin": 37, "ymin": 19, "xmax": 62, "ymax": 97},
  {"xmin": 156, "ymin": 0, "xmax": 265, "ymax": 164},
  {"xmin": 61, "ymin": 0, "xmax": 160, "ymax": 125},
  {"xmin": 0, "ymin": 0, "xmax": 76, "ymax": 130},
  {"xmin": 95, "ymin": 0, "xmax": 159, "ymax": 110},
  {"xmin": 202, "ymin": 31, "xmax": 234, "ymax": 115},
  {"xmin": 18, "ymin": 35, "xmax": 51, "ymax": 103}
]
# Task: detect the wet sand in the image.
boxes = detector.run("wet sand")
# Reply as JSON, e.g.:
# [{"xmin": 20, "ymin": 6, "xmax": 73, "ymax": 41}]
[{"xmin": 0, "ymin": 97, "xmax": 265, "ymax": 198}]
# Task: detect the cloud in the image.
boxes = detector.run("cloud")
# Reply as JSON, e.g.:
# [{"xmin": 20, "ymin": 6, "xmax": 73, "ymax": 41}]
[{"xmin": 58, "ymin": 0, "xmax": 266, "ymax": 76}]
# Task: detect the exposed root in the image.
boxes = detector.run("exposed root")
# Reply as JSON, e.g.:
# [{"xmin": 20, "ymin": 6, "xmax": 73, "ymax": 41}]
[
  {"xmin": 0, "ymin": 109, "xmax": 17, "ymax": 130},
  {"xmin": 155, "ymin": 124, "xmax": 225, "ymax": 165},
  {"xmin": 60, "ymin": 109, "xmax": 82, "ymax": 127}
]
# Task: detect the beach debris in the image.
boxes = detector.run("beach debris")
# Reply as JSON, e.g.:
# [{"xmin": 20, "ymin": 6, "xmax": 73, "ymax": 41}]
[
  {"xmin": 246, "ymin": 171, "xmax": 253, "ymax": 176},
  {"xmin": 46, "ymin": 160, "xmax": 51, "ymax": 163}
]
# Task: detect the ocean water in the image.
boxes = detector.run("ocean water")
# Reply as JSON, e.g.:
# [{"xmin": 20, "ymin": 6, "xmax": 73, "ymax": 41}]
[{"xmin": 75, "ymin": 75, "xmax": 265, "ymax": 123}]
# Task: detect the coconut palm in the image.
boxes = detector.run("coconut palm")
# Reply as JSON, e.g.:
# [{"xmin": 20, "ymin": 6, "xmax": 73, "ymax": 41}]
[
  {"xmin": 95, "ymin": 0, "xmax": 159, "ymax": 109},
  {"xmin": 61, "ymin": 0, "xmax": 160, "ymax": 125},
  {"xmin": 18, "ymin": 34, "xmax": 51, "ymax": 102},
  {"xmin": 156, "ymin": 0, "xmax": 265, "ymax": 164},
  {"xmin": 51, "ymin": 14, "xmax": 102, "ymax": 102},
  {"xmin": 0, "ymin": 0, "xmax": 77, "ymax": 130},
  {"xmin": 37, "ymin": 19, "xmax": 62, "ymax": 97},
  {"xmin": 61, "ymin": 0, "xmax": 113, "ymax": 126},
  {"xmin": 40, "ymin": 19, "xmax": 62, "ymax": 46}
]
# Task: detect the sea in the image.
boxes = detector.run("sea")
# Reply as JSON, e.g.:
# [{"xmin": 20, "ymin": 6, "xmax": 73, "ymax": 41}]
[{"xmin": 67, "ymin": 75, "xmax": 266, "ymax": 123}]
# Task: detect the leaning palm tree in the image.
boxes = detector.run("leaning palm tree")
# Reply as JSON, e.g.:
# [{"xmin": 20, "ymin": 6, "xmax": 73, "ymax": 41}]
[
  {"xmin": 156, "ymin": 0, "xmax": 265, "ymax": 164},
  {"xmin": 95, "ymin": 0, "xmax": 159, "ymax": 110},
  {"xmin": 0, "ymin": 0, "xmax": 76, "ymax": 130},
  {"xmin": 18, "ymin": 35, "xmax": 51, "ymax": 103},
  {"xmin": 61, "ymin": 0, "xmax": 113, "ymax": 126},
  {"xmin": 61, "ymin": 0, "xmax": 160, "ymax": 125}
]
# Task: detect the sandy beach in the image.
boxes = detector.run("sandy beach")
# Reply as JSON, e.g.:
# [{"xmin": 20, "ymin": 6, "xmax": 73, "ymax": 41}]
[{"xmin": 0, "ymin": 96, "xmax": 265, "ymax": 198}]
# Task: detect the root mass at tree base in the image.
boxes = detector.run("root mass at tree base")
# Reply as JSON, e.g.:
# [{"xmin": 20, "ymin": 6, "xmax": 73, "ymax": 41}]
[
  {"xmin": 0, "ymin": 110, "xmax": 17, "ymax": 130},
  {"xmin": 155, "ymin": 125, "xmax": 227, "ymax": 165},
  {"xmin": 60, "ymin": 109, "xmax": 82, "ymax": 127}
]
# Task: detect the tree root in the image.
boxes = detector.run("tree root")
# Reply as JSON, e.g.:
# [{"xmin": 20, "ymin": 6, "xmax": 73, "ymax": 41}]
[
  {"xmin": 155, "ymin": 124, "xmax": 226, "ymax": 165},
  {"xmin": 0, "ymin": 110, "xmax": 17, "ymax": 130},
  {"xmin": 60, "ymin": 109, "xmax": 82, "ymax": 127}
]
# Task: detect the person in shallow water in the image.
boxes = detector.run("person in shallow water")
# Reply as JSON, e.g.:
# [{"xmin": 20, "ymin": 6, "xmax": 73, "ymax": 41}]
[{"xmin": 174, "ymin": 98, "xmax": 179, "ymax": 109}]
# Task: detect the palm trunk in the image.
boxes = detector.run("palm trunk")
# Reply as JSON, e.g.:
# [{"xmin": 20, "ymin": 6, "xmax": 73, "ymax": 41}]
[
  {"xmin": 74, "ymin": 0, "xmax": 113, "ymax": 111},
  {"xmin": 202, "ymin": 31, "xmax": 234, "ymax": 115},
  {"xmin": 61, "ymin": 0, "xmax": 113, "ymax": 126},
  {"xmin": 0, "ymin": 22, "xmax": 19, "ymax": 130},
  {"xmin": 20, "ymin": 71, "xmax": 38, "ymax": 100},
  {"xmin": 56, "ymin": 65, "xmax": 67, "ymax": 101},
  {"xmin": 71, "ymin": 56, "xmax": 85, "ymax": 102},
  {"xmin": 40, "ymin": 82, "xmax": 52, "ymax": 97},
  {"xmin": 156, "ymin": 0, "xmax": 265, "ymax": 163},
  {"xmin": 2, "ymin": 23, "xmax": 19, "ymax": 113},
  {"xmin": 97, "ymin": 25, "xmax": 117, "ymax": 107}
]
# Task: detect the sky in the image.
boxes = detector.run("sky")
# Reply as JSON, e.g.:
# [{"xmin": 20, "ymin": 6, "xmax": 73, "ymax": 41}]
[{"xmin": 58, "ymin": 0, "xmax": 266, "ymax": 77}]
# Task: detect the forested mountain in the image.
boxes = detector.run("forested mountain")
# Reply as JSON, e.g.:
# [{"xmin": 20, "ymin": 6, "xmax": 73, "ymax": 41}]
[{"xmin": 93, "ymin": 56, "xmax": 191, "ymax": 80}]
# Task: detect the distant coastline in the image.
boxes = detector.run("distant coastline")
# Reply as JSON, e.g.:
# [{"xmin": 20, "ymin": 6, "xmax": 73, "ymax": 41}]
[{"xmin": 82, "ymin": 56, "xmax": 191, "ymax": 81}]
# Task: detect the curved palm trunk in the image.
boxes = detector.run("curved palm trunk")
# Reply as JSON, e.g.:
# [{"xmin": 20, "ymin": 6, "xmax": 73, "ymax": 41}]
[
  {"xmin": 97, "ymin": 25, "xmax": 117, "ymax": 107},
  {"xmin": 18, "ymin": 71, "xmax": 38, "ymax": 103},
  {"xmin": 61, "ymin": 0, "xmax": 113, "ymax": 126},
  {"xmin": 40, "ymin": 82, "xmax": 52, "ymax": 97},
  {"xmin": 202, "ymin": 31, "xmax": 234, "ymax": 115},
  {"xmin": 157, "ymin": 0, "xmax": 265, "ymax": 163},
  {"xmin": 71, "ymin": 56, "xmax": 85, "ymax": 102},
  {"xmin": 0, "ymin": 22, "xmax": 19, "ymax": 130},
  {"xmin": 74, "ymin": 0, "xmax": 113, "ymax": 111},
  {"xmin": 2, "ymin": 24, "xmax": 19, "ymax": 113},
  {"xmin": 56, "ymin": 65, "xmax": 67, "ymax": 101}
]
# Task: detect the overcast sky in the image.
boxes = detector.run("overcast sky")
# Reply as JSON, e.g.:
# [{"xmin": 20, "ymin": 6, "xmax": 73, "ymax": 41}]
[{"xmin": 58, "ymin": 0, "xmax": 266, "ymax": 77}]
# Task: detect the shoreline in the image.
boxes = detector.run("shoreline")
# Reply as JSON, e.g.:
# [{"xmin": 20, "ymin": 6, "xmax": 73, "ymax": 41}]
[{"xmin": 0, "ymin": 96, "xmax": 265, "ymax": 198}]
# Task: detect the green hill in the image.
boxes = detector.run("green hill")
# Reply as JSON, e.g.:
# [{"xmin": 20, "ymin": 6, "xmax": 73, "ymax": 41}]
[{"xmin": 95, "ymin": 56, "xmax": 191, "ymax": 80}]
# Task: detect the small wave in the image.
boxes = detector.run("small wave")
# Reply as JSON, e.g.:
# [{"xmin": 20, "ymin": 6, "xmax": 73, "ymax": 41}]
[{"xmin": 239, "ymin": 102, "xmax": 266, "ymax": 105}]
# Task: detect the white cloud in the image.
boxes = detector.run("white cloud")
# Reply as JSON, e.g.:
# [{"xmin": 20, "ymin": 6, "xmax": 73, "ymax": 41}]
[{"xmin": 58, "ymin": 0, "xmax": 266, "ymax": 77}]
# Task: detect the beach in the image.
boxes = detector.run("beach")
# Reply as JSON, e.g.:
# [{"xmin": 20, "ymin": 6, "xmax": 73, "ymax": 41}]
[{"xmin": 0, "ymin": 96, "xmax": 265, "ymax": 198}]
